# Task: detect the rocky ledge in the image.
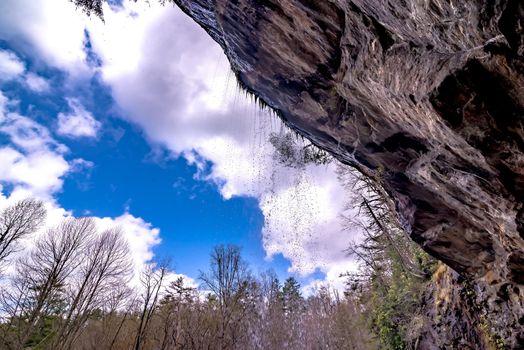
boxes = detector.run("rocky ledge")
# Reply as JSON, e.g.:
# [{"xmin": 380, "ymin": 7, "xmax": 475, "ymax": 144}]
[{"xmin": 173, "ymin": 0, "xmax": 524, "ymax": 347}]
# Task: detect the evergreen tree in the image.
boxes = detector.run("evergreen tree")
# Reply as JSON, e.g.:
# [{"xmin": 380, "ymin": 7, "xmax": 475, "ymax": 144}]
[{"xmin": 281, "ymin": 277, "xmax": 303, "ymax": 315}]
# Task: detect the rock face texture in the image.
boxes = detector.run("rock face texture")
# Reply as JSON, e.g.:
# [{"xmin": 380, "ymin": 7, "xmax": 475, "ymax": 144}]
[{"xmin": 174, "ymin": 0, "xmax": 524, "ymax": 347}]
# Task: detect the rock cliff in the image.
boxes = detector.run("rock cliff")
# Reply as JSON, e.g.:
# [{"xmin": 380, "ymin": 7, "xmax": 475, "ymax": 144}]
[{"xmin": 173, "ymin": 0, "xmax": 524, "ymax": 347}]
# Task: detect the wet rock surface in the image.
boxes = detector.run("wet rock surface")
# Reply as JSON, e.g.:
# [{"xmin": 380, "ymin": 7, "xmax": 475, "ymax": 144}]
[{"xmin": 173, "ymin": 0, "xmax": 524, "ymax": 347}]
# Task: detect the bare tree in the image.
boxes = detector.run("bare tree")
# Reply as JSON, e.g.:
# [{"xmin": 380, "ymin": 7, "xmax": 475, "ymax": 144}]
[
  {"xmin": 134, "ymin": 263, "xmax": 167, "ymax": 350},
  {"xmin": 0, "ymin": 198, "xmax": 46, "ymax": 267},
  {"xmin": 1, "ymin": 217, "xmax": 94, "ymax": 349},
  {"xmin": 53, "ymin": 228, "xmax": 133, "ymax": 349},
  {"xmin": 199, "ymin": 245, "xmax": 252, "ymax": 350}
]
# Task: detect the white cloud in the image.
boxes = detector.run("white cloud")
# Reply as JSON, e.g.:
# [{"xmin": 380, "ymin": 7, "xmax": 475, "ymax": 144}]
[
  {"xmin": 0, "ymin": 91, "xmax": 7, "ymax": 116},
  {"xmin": 70, "ymin": 158, "xmax": 94, "ymax": 171},
  {"xmin": 0, "ymin": 147, "xmax": 70, "ymax": 196},
  {"xmin": 57, "ymin": 98, "xmax": 101, "ymax": 138},
  {"xmin": 0, "ymin": 100, "xmax": 71, "ymax": 196},
  {"xmin": 0, "ymin": 112, "xmax": 65, "ymax": 153},
  {"xmin": 163, "ymin": 271, "xmax": 198, "ymax": 289},
  {"xmin": 0, "ymin": 50, "xmax": 50, "ymax": 93},
  {"xmin": 0, "ymin": 0, "xmax": 90, "ymax": 76},
  {"xmin": 25, "ymin": 72, "xmax": 50, "ymax": 92},
  {"xmin": 0, "ymin": 49, "xmax": 25, "ymax": 80},
  {"xmin": 301, "ymin": 261, "xmax": 359, "ymax": 296}
]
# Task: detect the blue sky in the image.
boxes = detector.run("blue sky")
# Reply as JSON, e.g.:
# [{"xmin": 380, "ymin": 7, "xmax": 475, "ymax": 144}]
[{"xmin": 0, "ymin": 0, "xmax": 359, "ymax": 291}]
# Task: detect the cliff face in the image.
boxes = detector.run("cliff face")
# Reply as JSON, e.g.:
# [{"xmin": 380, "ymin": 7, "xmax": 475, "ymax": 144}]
[{"xmin": 174, "ymin": 0, "xmax": 524, "ymax": 347}]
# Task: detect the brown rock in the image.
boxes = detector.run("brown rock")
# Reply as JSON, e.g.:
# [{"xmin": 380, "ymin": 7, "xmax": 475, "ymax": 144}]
[{"xmin": 174, "ymin": 0, "xmax": 524, "ymax": 347}]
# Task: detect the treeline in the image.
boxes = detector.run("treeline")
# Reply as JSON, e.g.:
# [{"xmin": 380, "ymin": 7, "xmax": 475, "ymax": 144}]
[
  {"xmin": 0, "ymin": 199, "xmax": 373, "ymax": 349},
  {"xmin": 89, "ymin": 245, "xmax": 377, "ymax": 350},
  {"xmin": 0, "ymin": 200, "xmax": 133, "ymax": 350},
  {"xmin": 0, "ymin": 164, "xmax": 437, "ymax": 350}
]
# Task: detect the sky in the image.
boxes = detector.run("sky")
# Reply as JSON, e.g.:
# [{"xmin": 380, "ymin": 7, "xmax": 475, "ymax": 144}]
[{"xmin": 0, "ymin": 0, "xmax": 361, "ymax": 292}]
